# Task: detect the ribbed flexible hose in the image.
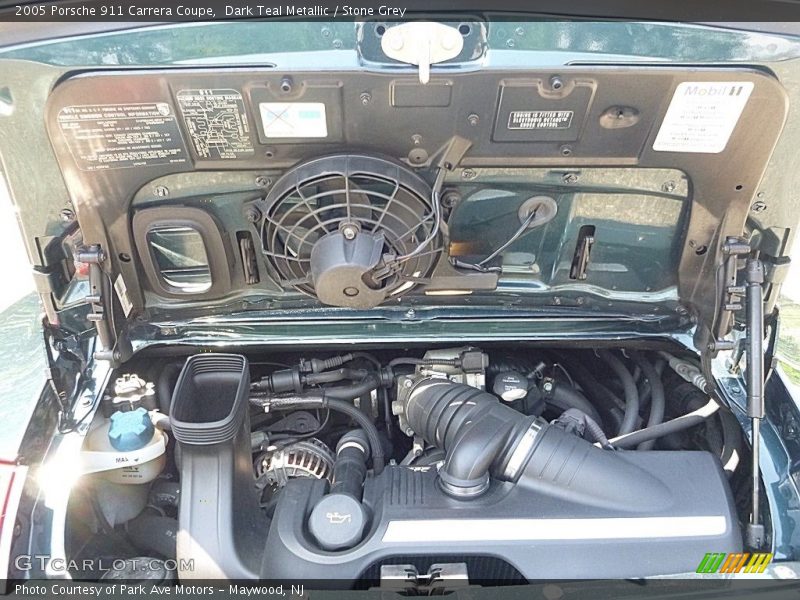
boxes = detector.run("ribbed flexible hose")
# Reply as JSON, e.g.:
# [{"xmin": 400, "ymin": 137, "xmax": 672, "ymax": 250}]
[{"xmin": 404, "ymin": 379, "xmax": 540, "ymax": 496}]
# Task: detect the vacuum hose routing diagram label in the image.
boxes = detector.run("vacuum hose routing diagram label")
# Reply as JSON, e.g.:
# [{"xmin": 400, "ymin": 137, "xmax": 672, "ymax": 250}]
[{"xmin": 176, "ymin": 89, "xmax": 255, "ymax": 160}]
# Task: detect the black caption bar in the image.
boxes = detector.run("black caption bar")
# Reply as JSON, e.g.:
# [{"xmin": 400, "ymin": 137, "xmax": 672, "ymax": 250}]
[{"xmin": 2, "ymin": 0, "xmax": 800, "ymax": 22}]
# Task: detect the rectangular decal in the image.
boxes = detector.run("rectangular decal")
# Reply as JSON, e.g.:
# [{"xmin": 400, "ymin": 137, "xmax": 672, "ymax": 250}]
[
  {"xmin": 176, "ymin": 89, "xmax": 254, "ymax": 160},
  {"xmin": 259, "ymin": 102, "xmax": 328, "ymax": 138},
  {"xmin": 57, "ymin": 103, "xmax": 187, "ymax": 171},
  {"xmin": 114, "ymin": 275, "xmax": 133, "ymax": 317},
  {"xmin": 653, "ymin": 81, "xmax": 754, "ymax": 153},
  {"xmin": 508, "ymin": 110, "xmax": 574, "ymax": 130}
]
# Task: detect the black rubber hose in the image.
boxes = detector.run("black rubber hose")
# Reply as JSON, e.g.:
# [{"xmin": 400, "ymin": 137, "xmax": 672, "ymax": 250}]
[
  {"xmin": 303, "ymin": 368, "xmax": 369, "ymax": 386},
  {"xmin": 126, "ymin": 514, "xmax": 178, "ymax": 558},
  {"xmin": 546, "ymin": 382, "xmax": 603, "ymax": 426},
  {"xmin": 388, "ymin": 357, "xmax": 459, "ymax": 368},
  {"xmin": 319, "ymin": 374, "xmax": 381, "ymax": 401},
  {"xmin": 156, "ymin": 362, "xmax": 183, "ymax": 415},
  {"xmin": 330, "ymin": 430, "xmax": 369, "ymax": 500},
  {"xmin": 250, "ymin": 394, "xmax": 384, "ymax": 474},
  {"xmin": 550, "ymin": 352, "xmax": 624, "ymax": 431},
  {"xmin": 404, "ymin": 380, "xmax": 535, "ymax": 496},
  {"xmin": 610, "ymin": 398, "xmax": 719, "ymax": 450},
  {"xmin": 598, "ymin": 350, "xmax": 640, "ymax": 436},
  {"xmin": 629, "ymin": 353, "xmax": 665, "ymax": 450},
  {"xmin": 149, "ymin": 479, "xmax": 180, "ymax": 510}
]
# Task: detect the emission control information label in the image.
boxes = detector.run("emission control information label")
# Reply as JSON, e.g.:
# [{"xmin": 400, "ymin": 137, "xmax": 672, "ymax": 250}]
[
  {"xmin": 176, "ymin": 89, "xmax": 254, "ymax": 159},
  {"xmin": 508, "ymin": 110, "xmax": 574, "ymax": 130},
  {"xmin": 260, "ymin": 102, "xmax": 328, "ymax": 138},
  {"xmin": 57, "ymin": 103, "xmax": 187, "ymax": 170},
  {"xmin": 653, "ymin": 81, "xmax": 754, "ymax": 153}
]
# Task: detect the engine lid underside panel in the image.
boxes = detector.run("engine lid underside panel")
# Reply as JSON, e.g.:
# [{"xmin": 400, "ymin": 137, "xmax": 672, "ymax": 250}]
[{"xmin": 42, "ymin": 65, "xmax": 787, "ymax": 342}]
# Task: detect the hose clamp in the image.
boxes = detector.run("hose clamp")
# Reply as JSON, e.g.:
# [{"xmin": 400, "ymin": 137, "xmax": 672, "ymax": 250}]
[{"xmin": 502, "ymin": 420, "xmax": 543, "ymax": 481}]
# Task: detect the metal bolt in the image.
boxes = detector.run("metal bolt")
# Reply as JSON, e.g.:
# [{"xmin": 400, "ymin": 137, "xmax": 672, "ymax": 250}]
[
  {"xmin": 59, "ymin": 208, "xmax": 75, "ymax": 222},
  {"xmin": 467, "ymin": 113, "xmax": 480, "ymax": 126},
  {"xmin": 506, "ymin": 38, "xmax": 516, "ymax": 48},
  {"xmin": 341, "ymin": 224, "xmax": 358, "ymax": 240},
  {"xmin": 461, "ymin": 169, "xmax": 477, "ymax": 180},
  {"xmin": 441, "ymin": 190, "xmax": 461, "ymax": 208},
  {"xmin": 404, "ymin": 379, "xmax": 413, "ymax": 389},
  {"xmin": 561, "ymin": 173, "xmax": 578, "ymax": 184},
  {"xmin": 154, "ymin": 185, "xmax": 169, "ymax": 197},
  {"xmin": 662, "ymin": 180, "xmax": 677, "ymax": 193},
  {"xmin": 751, "ymin": 201, "xmax": 768, "ymax": 213},
  {"xmin": 550, "ymin": 76, "xmax": 564, "ymax": 91},
  {"xmin": 332, "ymin": 38, "xmax": 343, "ymax": 49},
  {"xmin": 515, "ymin": 27, "xmax": 525, "ymax": 36},
  {"xmin": 730, "ymin": 384, "xmax": 741, "ymax": 394},
  {"xmin": 360, "ymin": 92, "xmax": 372, "ymax": 106},
  {"xmin": 255, "ymin": 176, "xmax": 271, "ymax": 188},
  {"xmin": 321, "ymin": 27, "xmax": 332, "ymax": 38},
  {"xmin": 245, "ymin": 206, "xmax": 262, "ymax": 223},
  {"xmin": 411, "ymin": 134, "xmax": 423, "ymax": 146},
  {"xmin": 405, "ymin": 308, "xmax": 416, "ymax": 319},
  {"xmin": 542, "ymin": 380, "xmax": 554, "ymax": 393}
]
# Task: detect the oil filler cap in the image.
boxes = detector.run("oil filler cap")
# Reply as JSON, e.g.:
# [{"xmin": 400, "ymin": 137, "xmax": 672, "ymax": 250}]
[
  {"xmin": 308, "ymin": 493, "xmax": 367, "ymax": 551},
  {"xmin": 108, "ymin": 407, "xmax": 155, "ymax": 452}
]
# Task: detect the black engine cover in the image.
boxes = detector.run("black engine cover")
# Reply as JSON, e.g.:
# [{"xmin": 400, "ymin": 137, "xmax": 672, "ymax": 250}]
[{"xmin": 260, "ymin": 450, "xmax": 740, "ymax": 582}]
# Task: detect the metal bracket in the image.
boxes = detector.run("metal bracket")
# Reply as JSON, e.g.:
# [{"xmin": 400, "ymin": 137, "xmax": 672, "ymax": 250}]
[
  {"xmin": 380, "ymin": 563, "xmax": 469, "ymax": 594},
  {"xmin": 380, "ymin": 22, "xmax": 464, "ymax": 84},
  {"xmin": 711, "ymin": 237, "xmax": 752, "ymax": 351},
  {"xmin": 75, "ymin": 245, "xmax": 125, "ymax": 364}
]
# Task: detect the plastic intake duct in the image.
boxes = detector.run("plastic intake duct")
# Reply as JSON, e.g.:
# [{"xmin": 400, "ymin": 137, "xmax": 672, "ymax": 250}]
[{"xmin": 403, "ymin": 379, "xmax": 670, "ymax": 508}]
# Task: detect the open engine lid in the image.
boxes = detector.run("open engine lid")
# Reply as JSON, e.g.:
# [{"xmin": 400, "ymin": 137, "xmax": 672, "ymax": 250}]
[{"xmin": 0, "ymin": 21, "xmax": 794, "ymax": 354}]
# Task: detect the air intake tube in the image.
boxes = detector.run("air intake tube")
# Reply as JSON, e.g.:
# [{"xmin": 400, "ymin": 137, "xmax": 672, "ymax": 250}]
[{"xmin": 403, "ymin": 379, "xmax": 670, "ymax": 510}]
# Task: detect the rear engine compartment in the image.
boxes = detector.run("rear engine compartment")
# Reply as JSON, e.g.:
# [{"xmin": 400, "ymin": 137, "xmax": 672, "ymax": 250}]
[{"xmin": 62, "ymin": 344, "xmax": 748, "ymax": 584}]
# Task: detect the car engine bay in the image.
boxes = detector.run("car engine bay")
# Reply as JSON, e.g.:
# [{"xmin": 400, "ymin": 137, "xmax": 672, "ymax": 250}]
[
  {"xmin": 17, "ymin": 27, "xmax": 790, "ymax": 586},
  {"xmin": 61, "ymin": 344, "xmax": 747, "ymax": 584}
]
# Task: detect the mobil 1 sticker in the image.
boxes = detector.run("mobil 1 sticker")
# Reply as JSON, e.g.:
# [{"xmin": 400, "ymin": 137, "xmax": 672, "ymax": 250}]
[
  {"xmin": 508, "ymin": 110, "xmax": 574, "ymax": 130},
  {"xmin": 653, "ymin": 82, "xmax": 754, "ymax": 153},
  {"xmin": 57, "ymin": 103, "xmax": 187, "ymax": 171},
  {"xmin": 176, "ymin": 89, "xmax": 254, "ymax": 160}
]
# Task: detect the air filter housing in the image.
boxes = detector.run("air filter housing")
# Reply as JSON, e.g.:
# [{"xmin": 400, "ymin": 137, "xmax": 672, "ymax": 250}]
[{"xmin": 258, "ymin": 154, "xmax": 441, "ymax": 308}]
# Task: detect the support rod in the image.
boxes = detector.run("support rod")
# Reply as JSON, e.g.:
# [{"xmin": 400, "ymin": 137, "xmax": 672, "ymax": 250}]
[{"xmin": 745, "ymin": 257, "xmax": 765, "ymax": 549}]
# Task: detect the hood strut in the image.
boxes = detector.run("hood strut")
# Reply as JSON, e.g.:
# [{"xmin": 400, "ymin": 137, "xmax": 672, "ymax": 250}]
[{"xmin": 745, "ymin": 257, "xmax": 766, "ymax": 549}]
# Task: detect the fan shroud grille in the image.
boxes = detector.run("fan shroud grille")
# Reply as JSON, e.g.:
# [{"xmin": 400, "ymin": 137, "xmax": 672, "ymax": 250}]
[{"xmin": 258, "ymin": 155, "xmax": 441, "ymax": 299}]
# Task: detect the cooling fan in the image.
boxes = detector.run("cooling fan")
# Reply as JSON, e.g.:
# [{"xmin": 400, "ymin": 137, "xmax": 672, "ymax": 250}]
[{"xmin": 258, "ymin": 154, "xmax": 442, "ymax": 308}]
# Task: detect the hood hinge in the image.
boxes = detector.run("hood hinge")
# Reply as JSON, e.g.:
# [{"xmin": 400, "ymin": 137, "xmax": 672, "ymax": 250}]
[{"xmin": 75, "ymin": 244, "xmax": 130, "ymax": 366}]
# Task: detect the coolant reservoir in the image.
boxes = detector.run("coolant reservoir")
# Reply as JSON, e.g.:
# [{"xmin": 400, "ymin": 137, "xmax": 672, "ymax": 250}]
[{"xmin": 82, "ymin": 407, "xmax": 167, "ymax": 484}]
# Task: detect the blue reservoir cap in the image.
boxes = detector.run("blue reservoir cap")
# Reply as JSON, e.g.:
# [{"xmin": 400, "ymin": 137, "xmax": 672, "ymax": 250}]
[{"xmin": 108, "ymin": 407, "xmax": 155, "ymax": 452}]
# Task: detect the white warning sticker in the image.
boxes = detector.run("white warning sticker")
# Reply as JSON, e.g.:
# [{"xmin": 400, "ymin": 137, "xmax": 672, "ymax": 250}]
[
  {"xmin": 653, "ymin": 81, "xmax": 754, "ymax": 154},
  {"xmin": 259, "ymin": 102, "xmax": 327, "ymax": 138},
  {"xmin": 114, "ymin": 274, "xmax": 133, "ymax": 317}
]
